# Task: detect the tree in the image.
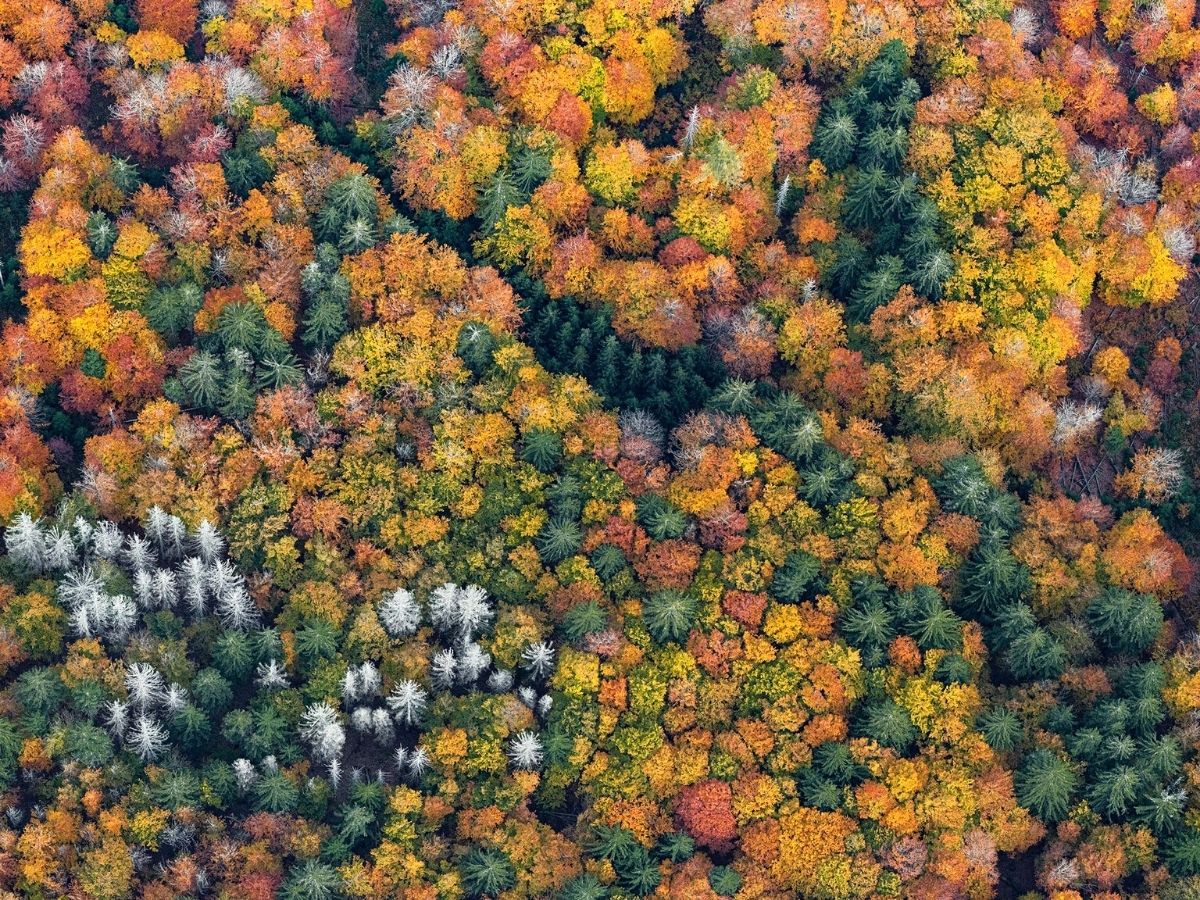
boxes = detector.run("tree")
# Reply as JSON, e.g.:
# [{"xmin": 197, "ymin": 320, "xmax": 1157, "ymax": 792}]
[
  {"xmin": 281, "ymin": 860, "xmax": 342, "ymax": 900},
  {"xmin": 459, "ymin": 847, "xmax": 516, "ymax": 898},
  {"xmin": 770, "ymin": 551, "xmax": 821, "ymax": 603},
  {"xmin": 674, "ymin": 779, "xmax": 738, "ymax": 853},
  {"xmin": 1015, "ymin": 750, "xmax": 1078, "ymax": 823},
  {"xmin": 978, "ymin": 708, "xmax": 1022, "ymax": 753},
  {"xmin": 643, "ymin": 590, "xmax": 698, "ymax": 643},
  {"xmin": 1087, "ymin": 588, "xmax": 1164, "ymax": 655},
  {"xmin": 537, "ymin": 517, "xmax": 582, "ymax": 564},
  {"xmin": 855, "ymin": 701, "xmax": 917, "ymax": 754}
]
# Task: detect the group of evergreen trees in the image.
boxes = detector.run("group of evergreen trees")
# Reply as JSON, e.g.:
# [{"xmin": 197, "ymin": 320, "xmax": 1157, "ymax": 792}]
[
  {"xmin": 518, "ymin": 276, "xmax": 727, "ymax": 426},
  {"xmin": 811, "ymin": 40, "xmax": 953, "ymax": 320}
]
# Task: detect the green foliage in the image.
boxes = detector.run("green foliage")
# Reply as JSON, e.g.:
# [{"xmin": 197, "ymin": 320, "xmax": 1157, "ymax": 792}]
[
  {"xmin": 932, "ymin": 653, "xmax": 973, "ymax": 685},
  {"xmin": 654, "ymin": 831, "xmax": 695, "ymax": 862},
  {"xmin": 558, "ymin": 873, "xmax": 609, "ymax": 900},
  {"xmin": 855, "ymin": 700, "xmax": 917, "ymax": 754},
  {"xmin": 589, "ymin": 544, "xmax": 627, "ymax": 580},
  {"xmin": 813, "ymin": 741, "xmax": 864, "ymax": 785},
  {"xmin": 254, "ymin": 771, "xmax": 300, "ymax": 813},
  {"xmin": 521, "ymin": 428, "xmax": 564, "ymax": 471},
  {"xmin": 457, "ymin": 321, "xmax": 499, "ymax": 377},
  {"xmin": 840, "ymin": 596, "xmax": 895, "ymax": 654},
  {"xmin": 1087, "ymin": 588, "xmax": 1164, "ymax": 655},
  {"xmin": 615, "ymin": 845, "xmax": 662, "ymax": 896},
  {"xmin": 958, "ymin": 541, "xmax": 1029, "ymax": 620},
  {"xmin": 537, "ymin": 516, "xmax": 583, "ymax": 564},
  {"xmin": 222, "ymin": 147, "xmax": 272, "ymax": 199},
  {"xmin": 813, "ymin": 41, "xmax": 951, "ymax": 314},
  {"xmin": 520, "ymin": 278, "xmax": 726, "ymax": 427},
  {"xmin": 636, "ymin": 494, "xmax": 688, "ymax": 541},
  {"xmin": 1165, "ymin": 829, "xmax": 1200, "ymax": 877},
  {"xmin": 562, "ymin": 599, "xmax": 609, "ymax": 642},
  {"xmin": 281, "ymin": 860, "xmax": 343, "ymax": 900},
  {"xmin": 1015, "ymin": 749, "xmax": 1077, "ymax": 823},
  {"xmin": 586, "ymin": 824, "xmax": 640, "ymax": 864},
  {"xmin": 709, "ymin": 866, "xmax": 742, "ymax": 897},
  {"xmin": 770, "ymin": 551, "xmax": 821, "ymax": 603},
  {"xmin": 143, "ymin": 282, "xmax": 203, "ymax": 345},
  {"xmin": 750, "ymin": 393, "xmax": 824, "ymax": 462},
  {"xmin": 977, "ymin": 707, "xmax": 1022, "ymax": 753},
  {"xmin": 643, "ymin": 590, "xmax": 698, "ymax": 643},
  {"xmin": 301, "ymin": 249, "xmax": 351, "ymax": 351}
]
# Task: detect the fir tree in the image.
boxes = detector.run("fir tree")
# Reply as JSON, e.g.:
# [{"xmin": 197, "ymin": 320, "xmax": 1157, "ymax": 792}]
[
  {"xmin": 643, "ymin": 590, "xmax": 697, "ymax": 644},
  {"xmin": 978, "ymin": 707, "xmax": 1022, "ymax": 753},
  {"xmin": 1015, "ymin": 749, "xmax": 1077, "ymax": 823},
  {"xmin": 1087, "ymin": 588, "xmax": 1164, "ymax": 655}
]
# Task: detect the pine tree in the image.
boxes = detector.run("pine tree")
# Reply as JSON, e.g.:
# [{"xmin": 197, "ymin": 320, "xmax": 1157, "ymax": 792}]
[
  {"xmin": 859, "ymin": 127, "xmax": 908, "ymax": 172},
  {"xmin": 178, "ymin": 350, "xmax": 223, "ymax": 409},
  {"xmin": 654, "ymin": 831, "xmax": 695, "ymax": 862},
  {"xmin": 1015, "ymin": 749, "xmax": 1077, "ymax": 822},
  {"xmin": 1004, "ymin": 625, "xmax": 1066, "ymax": 681},
  {"xmin": 855, "ymin": 700, "xmax": 917, "ymax": 753},
  {"xmin": 812, "ymin": 101, "xmax": 858, "ymax": 170},
  {"xmin": 978, "ymin": 707, "xmax": 1022, "ymax": 752},
  {"xmin": 558, "ymin": 873, "xmax": 608, "ymax": 900},
  {"xmin": 959, "ymin": 541, "xmax": 1029, "ymax": 618},
  {"xmin": 536, "ymin": 516, "xmax": 582, "ymax": 564},
  {"xmin": 770, "ymin": 550, "xmax": 821, "ymax": 603},
  {"xmin": 520, "ymin": 429, "xmax": 563, "ymax": 471},
  {"xmin": 709, "ymin": 867, "xmax": 741, "ymax": 897},
  {"xmin": 303, "ymin": 298, "xmax": 348, "ymax": 350},
  {"xmin": 86, "ymin": 211, "xmax": 117, "ymax": 258},
  {"xmin": 459, "ymin": 847, "xmax": 516, "ymax": 898},
  {"xmin": 256, "ymin": 351, "xmax": 303, "ymax": 390},
  {"xmin": 843, "ymin": 167, "xmax": 890, "ymax": 231},
  {"xmin": 933, "ymin": 653, "xmax": 973, "ymax": 684},
  {"xmin": 643, "ymin": 590, "xmax": 697, "ymax": 644},
  {"xmin": 1166, "ymin": 829, "xmax": 1200, "ymax": 877},
  {"xmin": 215, "ymin": 302, "xmax": 266, "ymax": 354},
  {"xmin": 1087, "ymin": 588, "xmax": 1164, "ymax": 655},
  {"xmin": 457, "ymin": 322, "xmax": 497, "ymax": 377},
  {"xmin": 615, "ymin": 846, "xmax": 661, "ymax": 896},
  {"xmin": 1089, "ymin": 766, "xmax": 1141, "ymax": 819},
  {"xmin": 478, "ymin": 169, "xmax": 523, "ymax": 233},
  {"xmin": 848, "ymin": 254, "xmax": 904, "ymax": 320},
  {"xmin": 812, "ymin": 741, "xmax": 864, "ymax": 785},
  {"xmin": 222, "ymin": 148, "xmax": 271, "ymax": 198},
  {"xmin": 909, "ymin": 602, "xmax": 963, "ymax": 650},
  {"xmin": 636, "ymin": 495, "xmax": 688, "ymax": 541},
  {"xmin": 839, "ymin": 597, "xmax": 895, "ymax": 652},
  {"xmin": 281, "ymin": 861, "xmax": 341, "ymax": 900}
]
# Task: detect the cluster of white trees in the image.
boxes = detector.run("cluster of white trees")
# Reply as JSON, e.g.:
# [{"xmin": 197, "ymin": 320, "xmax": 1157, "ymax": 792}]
[
  {"xmin": 4, "ymin": 511, "xmax": 555, "ymax": 784},
  {"xmin": 298, "ymin": 582, "xmax": 561, "ymax": 780},
  {"xmin": 5, "ymin": 508, "xmax": 275, "ymax": 765},
  {"xmin": 5, "ymin": 507, "xmax": 259, "ymax": 643}
]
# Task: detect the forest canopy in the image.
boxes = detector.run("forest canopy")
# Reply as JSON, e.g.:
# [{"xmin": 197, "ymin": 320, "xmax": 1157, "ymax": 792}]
[{"xmin": 0, "ymin": 0, "xmax": 1199, "ymax": 897}]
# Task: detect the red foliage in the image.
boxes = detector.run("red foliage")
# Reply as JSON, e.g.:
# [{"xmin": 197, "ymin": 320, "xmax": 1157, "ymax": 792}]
[{"xmin": 675, "ymin": 778, "xmax": 739, "ymax": 853}]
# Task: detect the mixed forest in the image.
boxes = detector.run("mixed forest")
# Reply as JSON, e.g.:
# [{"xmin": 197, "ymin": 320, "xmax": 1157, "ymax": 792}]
[{"xmin": 3, "ymin": 0, "xmax": 1200, "ymax": 896}]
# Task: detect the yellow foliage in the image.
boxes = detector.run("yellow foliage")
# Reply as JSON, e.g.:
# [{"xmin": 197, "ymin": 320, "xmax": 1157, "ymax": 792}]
[
  {"xmin": 21, "ymin": 221, "xmax": 91, "ymax": 279},
  {"xmin": 126, "ymin": 29, "xmax": 185, "ymax": 68}
]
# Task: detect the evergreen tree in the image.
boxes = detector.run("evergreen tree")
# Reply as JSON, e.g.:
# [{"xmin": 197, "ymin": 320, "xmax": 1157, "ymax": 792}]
[
  {"xmin": 978, "ymin": 707, "xmax": 1022, "ymax": 753},
  {"xmin": 855, "ymin": 701, "xmax": 917, "ymax": 753},
  {"xmin": 536, "ymin": 516, "xmax": 582, "ymax": 564},
  {"xmin": 1015, "ymin": 749, "xmax": 1077, "ymax": 822},
  {"xmin": 643, "ymin": 591, "xmax": 698, "ymax": 644},
  {"xmin": 770, "ymin": 551, "xmax": 821, "ymax": 603},
  {"xmin": 561, "ymin": 600, "xmax": 608, "ymax": 642},
  {"xmin": 281, "ymin": 860, "xmax": 342, "ymax": 900},
  {"xmin": 1087, "ymin": 588, "xmax": 1164, "ymax": 655},
  {"xmin": 520, "ymin": 429, "xmax": 563, "ymax": 472}
]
